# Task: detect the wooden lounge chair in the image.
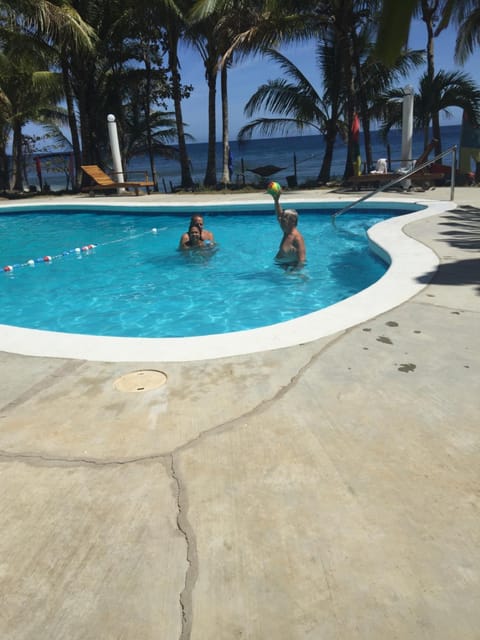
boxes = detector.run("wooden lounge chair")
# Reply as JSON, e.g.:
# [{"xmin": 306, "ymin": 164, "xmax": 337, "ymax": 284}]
[
  {"xmin": 346, "ymin": 139, "xmax": 444, "ymax": 190},
  {"xmin": 81, "ymin": 165, "xmax": 154, "ymax": 196}
]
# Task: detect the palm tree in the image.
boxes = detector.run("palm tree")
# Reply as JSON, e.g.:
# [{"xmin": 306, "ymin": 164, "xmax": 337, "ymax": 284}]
[
  {"xmin": 191, "ymin": 0, "xmax": 333, "ymax": 185},
  {"xmin": 185, "ymin": 10, "xmax": 221, "ymax": 186},
  {"xmin": 377, "ymin": 69, "xmax": 480, "ymax": 151},
  {"xmin": 353, "ymin": 41, "xmax": 424, "ymax": 168},
  {"xmin": 417, "ymin": 70, "xmax": 480, "ymax": 149},
  {"xmin": 238, "ymin": 28, "xmax": 422, "ymax": 182},
  {"xmin": 137, "ymin": 0, "xmax": 195, "ymax": 189},
  {"xmin": 449, "ymin": 0, "xmax": 480, "ymax": 63},
  {"xmin": 0, "ymin": 32, "xmax": 65, "ymax": 190},
  {"xmin": 238, "ymin": 47, "xmax": 342, "ymax": 183},
  {"xmin": 0, "ymin": 0, "xmax": 93, "ymax": 189}
]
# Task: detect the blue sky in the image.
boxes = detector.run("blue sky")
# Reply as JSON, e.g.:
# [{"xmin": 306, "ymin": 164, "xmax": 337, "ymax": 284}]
[
  {"xmin": 21, "ymin": 16, "xmax": 480, "ymax": 147},
  {"xmin": 176, "ymin": 18, "xmax": 480, "ymax": 142}
]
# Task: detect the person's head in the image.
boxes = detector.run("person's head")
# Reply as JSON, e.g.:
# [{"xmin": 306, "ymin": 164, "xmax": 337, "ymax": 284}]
[
  {"xmin": 280, "ymin": 209, "xmax": 298, "ymax": 230},
  {"xmin": 188, "ymin": 223, "xmax": 202, "ymax": 245},
  {"xmin": 190, "ymin": 214, "xmax": 204, "ymax": 229}
]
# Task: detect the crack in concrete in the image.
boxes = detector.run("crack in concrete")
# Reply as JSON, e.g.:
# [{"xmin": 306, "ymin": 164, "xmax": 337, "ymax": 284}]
[
  {"xmin": 0, "ymin": 448, "xmax": 168, "ymax": 467},
  {"xmin": 0, "ymin": 334, "xmax": 345, "ymax": 468},
  {"xmin": 168, "ymin": 454, "xmax": 198, "ymax": 640},
  {"xmin": 413, "ymin": 299, "xmax": 480, "ymax": 313}
]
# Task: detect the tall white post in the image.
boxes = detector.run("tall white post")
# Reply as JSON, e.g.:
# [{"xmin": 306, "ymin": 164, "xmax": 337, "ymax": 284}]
[
  {"xmin": 107, "ymin": 114, "xmax": 124, "ymax": 191},
  {"xmin": 401, "ymin": 86, "xmax": 414, "ymax": 171}
]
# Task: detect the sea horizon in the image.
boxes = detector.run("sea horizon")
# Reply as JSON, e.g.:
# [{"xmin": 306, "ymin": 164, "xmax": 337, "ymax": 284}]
[{"xmin": 22, "ymin": 124, "xmax": 464, "ymax": 192}]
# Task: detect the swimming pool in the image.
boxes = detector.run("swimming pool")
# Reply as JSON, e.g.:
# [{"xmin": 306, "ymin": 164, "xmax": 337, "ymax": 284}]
[{"xmin": 0, "ymin": 196, "xmax": 451, "ymax": 361}]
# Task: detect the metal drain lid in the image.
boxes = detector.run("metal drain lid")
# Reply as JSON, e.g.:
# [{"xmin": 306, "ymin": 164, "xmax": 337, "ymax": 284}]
[{"xmin": 114, "ymin": 370, "xmax": 167, "ymax": 393}]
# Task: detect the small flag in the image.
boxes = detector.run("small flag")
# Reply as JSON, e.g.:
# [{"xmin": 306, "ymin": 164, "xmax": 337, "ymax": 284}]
[{"xmin": 352, "ymin": 114, "xmax": 362, "ymax": 176}]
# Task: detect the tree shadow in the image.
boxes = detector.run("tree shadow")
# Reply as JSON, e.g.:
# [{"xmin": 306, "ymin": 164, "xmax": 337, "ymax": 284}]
[
  {"xmin": 437, "ymin": 206, "xmax": 480, "ymax": 251},
  {"xmin": 416, "ymin": 257, "xmax": 480, "ymax": 294},
  {"xmin": 416, "ymin": 205, "xmax": 480, "ymax": 293}
]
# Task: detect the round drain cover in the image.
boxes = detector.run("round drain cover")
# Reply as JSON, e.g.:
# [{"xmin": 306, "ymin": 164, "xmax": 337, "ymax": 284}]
[{"xmin": 114, "ymin": 370, "xmax": 167, "ymax": 393}]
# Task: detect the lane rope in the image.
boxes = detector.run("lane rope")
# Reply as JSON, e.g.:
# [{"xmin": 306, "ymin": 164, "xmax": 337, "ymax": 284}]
[{"xmin": 2, "ymin": 227, "xmax": 165, "ymax": 273}]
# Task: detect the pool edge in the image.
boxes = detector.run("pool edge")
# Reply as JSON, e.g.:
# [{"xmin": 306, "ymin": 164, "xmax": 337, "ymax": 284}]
[{"xmin": 0, "ymin": 197, "xmax": 453, "ymax": 362}]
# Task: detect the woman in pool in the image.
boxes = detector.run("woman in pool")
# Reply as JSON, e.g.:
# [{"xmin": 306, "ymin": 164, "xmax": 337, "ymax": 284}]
[
  {"xmin": 270, "ymin": 191, "xmax": 306, "ymax": 270},
  {"xmin": 179, "ymin": 223, "xmax": 204, "ymax": 250}
]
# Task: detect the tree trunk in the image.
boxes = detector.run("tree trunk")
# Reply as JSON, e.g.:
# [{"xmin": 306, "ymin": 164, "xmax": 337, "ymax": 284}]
[
  {"xmin": 168, "ymin": 35, "xmax": 194, "ymax": 189},
  {"xmin": 318, "ymin": 122, "xmax": 337, "ymax": 183},
  {"xmin": 203, "ymin": 65, "xmax": 217, "ymax": 187},
  {"xmin": 220, "ymin": 64, "xmax": 230, "ymax": 185},
  {"xmin": 421, "ymin": 0, "xmax": 442, "ymax": 159},
  {"xmin": 143, "ymin": 51, "xmax": 158, "ymax": 191},
  {"xmin": 0, "ymin": 130, "xmax": 10, "ymax": 191},
  {"xmin": 11, "ymin": 121, "xmax": 24, "ymax": 191},
  {"xmin": 62, "ymin": 57, "xmax": 82, "ymax": 191}
]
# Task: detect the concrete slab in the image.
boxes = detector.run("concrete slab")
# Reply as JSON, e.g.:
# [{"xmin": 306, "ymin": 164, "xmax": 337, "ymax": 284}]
[{"xmin": 0, "ymin": 460, "xmax": 185, "ymax": 639}]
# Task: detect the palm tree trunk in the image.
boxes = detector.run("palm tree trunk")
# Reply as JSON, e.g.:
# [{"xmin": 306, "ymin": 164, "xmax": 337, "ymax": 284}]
[
  {"xmin": 220, "ymin": 64, "xmax": 230, "ymax": 185},
  {"xmin": 62, "ymin": 58, "xmax": 82, "ymax": 191},
  {"xmin": 143, "ymin": 51, "xmax": 158, "ymax": 191},
  {"xmin": 168, "ymin": 33, "xmax": 194, "ymax": 189},
  {"xmin": 204, "ymin": 67, "xmax": 217, "ymax": 186},
  {"xmin": 421, "ymin": 0, "xmax": 442, "ymax": 159},
  {"xmin": 0, "ymin": 129, "xmax": 10, "ymax": 191},
  {"xmin": 12, "ymin": 121, "xmax": 24, "ymax": 192},
  {"xmin": 318, "ymin": 121, "xmax": 337, "ymax": 183}
]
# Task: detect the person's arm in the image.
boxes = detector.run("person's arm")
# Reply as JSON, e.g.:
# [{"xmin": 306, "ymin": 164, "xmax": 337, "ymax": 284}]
[
  {"xmin": 271, "ymin": 192, "xmax": 283, "ymax": 223},
  {"xmin": 294, "ymin": 232, "xmax": 306, "ymax": 268},
  {"xmin": 179, "ymin": 232, "xmax": 189, "ymax": 249}
]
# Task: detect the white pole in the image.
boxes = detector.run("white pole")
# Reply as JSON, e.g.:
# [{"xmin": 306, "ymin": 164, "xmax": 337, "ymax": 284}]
[
  {"xmin": 107, "ymin": 114, "xmax": 125, "ymax": 191},
  {"xmin": 401, "ymin": 86, "xmax": 414, "ymax": 171}
]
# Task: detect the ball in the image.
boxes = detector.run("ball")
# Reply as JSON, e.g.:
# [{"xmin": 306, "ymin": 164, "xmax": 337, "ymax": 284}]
[{"xmin": 267, "ymin": 181, "xmax": 281, "ymax": 197}]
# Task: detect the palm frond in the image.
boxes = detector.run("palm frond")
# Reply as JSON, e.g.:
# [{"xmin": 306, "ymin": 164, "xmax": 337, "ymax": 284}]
[{"xmin": 238, "ymin": 117, "xmax": 320, "ymax": 142}]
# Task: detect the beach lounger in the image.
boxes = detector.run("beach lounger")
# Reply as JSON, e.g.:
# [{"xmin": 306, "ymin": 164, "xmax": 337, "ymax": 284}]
[
  {"xmin": 81, "ymin": 165, "xmax": 154, "ymax": 195},
  {"xmin": 345, "ymin": 139, "xmax": 444, "ymax": 190}
]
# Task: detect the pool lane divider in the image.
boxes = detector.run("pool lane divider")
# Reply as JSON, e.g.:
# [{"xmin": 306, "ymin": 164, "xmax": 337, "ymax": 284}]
[{"xmin": 2, "ymin": 227, "xmax": 163, "ymax": 274}]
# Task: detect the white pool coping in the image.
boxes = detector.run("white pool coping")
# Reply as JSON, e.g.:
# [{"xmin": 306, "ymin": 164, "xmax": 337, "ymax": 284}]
[{"xmin": 0, "ymin": 197, "xmax": 453, "ymax": 362}]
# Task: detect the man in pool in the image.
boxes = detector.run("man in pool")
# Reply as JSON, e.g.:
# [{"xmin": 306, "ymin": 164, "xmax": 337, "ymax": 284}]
[
  {"xmin": 179, "ymin": 214, "xmax": 214, "ymax": 249},
  {"xmin": 269, "ymin": 190, "xmax": 306, "ymax": 270}
]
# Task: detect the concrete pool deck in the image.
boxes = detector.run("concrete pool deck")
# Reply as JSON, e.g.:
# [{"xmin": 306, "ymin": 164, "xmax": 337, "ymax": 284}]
[{"xmin": 0, "ymin": 186, "xmax": 479, "ymax": 638}]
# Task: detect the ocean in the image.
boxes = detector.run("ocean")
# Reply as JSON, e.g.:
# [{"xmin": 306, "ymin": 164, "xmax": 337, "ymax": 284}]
[{"xmin": 25, "ymin": 124, "xmax": 463, "ymax": 192}]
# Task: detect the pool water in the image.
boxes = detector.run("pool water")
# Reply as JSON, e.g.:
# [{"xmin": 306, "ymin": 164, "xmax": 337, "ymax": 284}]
[{"xmin": 1, "ymin": 208, "xmax": 394, "ymax": 338}]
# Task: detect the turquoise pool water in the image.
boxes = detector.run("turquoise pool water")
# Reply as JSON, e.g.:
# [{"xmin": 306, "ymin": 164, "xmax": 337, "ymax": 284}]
[{"xmin": 0, "ymin": 204, "xmax": 418, "ymax": 338}]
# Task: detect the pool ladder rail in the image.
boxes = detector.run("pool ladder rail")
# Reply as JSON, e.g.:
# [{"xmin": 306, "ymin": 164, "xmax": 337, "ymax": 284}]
[{"xmin": 332, "ymin": 145, "xmax": 457, "ymax": 224}]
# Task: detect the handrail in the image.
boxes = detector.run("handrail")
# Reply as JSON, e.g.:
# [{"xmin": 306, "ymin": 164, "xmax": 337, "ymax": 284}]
[{"xmin": 332, "ymin": 145, "xmax": 457, "ymax": 222}]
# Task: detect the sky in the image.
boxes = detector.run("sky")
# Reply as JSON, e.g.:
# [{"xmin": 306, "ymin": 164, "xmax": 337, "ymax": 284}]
[
  {"xmin": 174, "ymin": 17, "xmax": 480, "ymax": 142},
  {"xmin": 21, "ymin": 16, "xmax": 480, "ymax": 147}
]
